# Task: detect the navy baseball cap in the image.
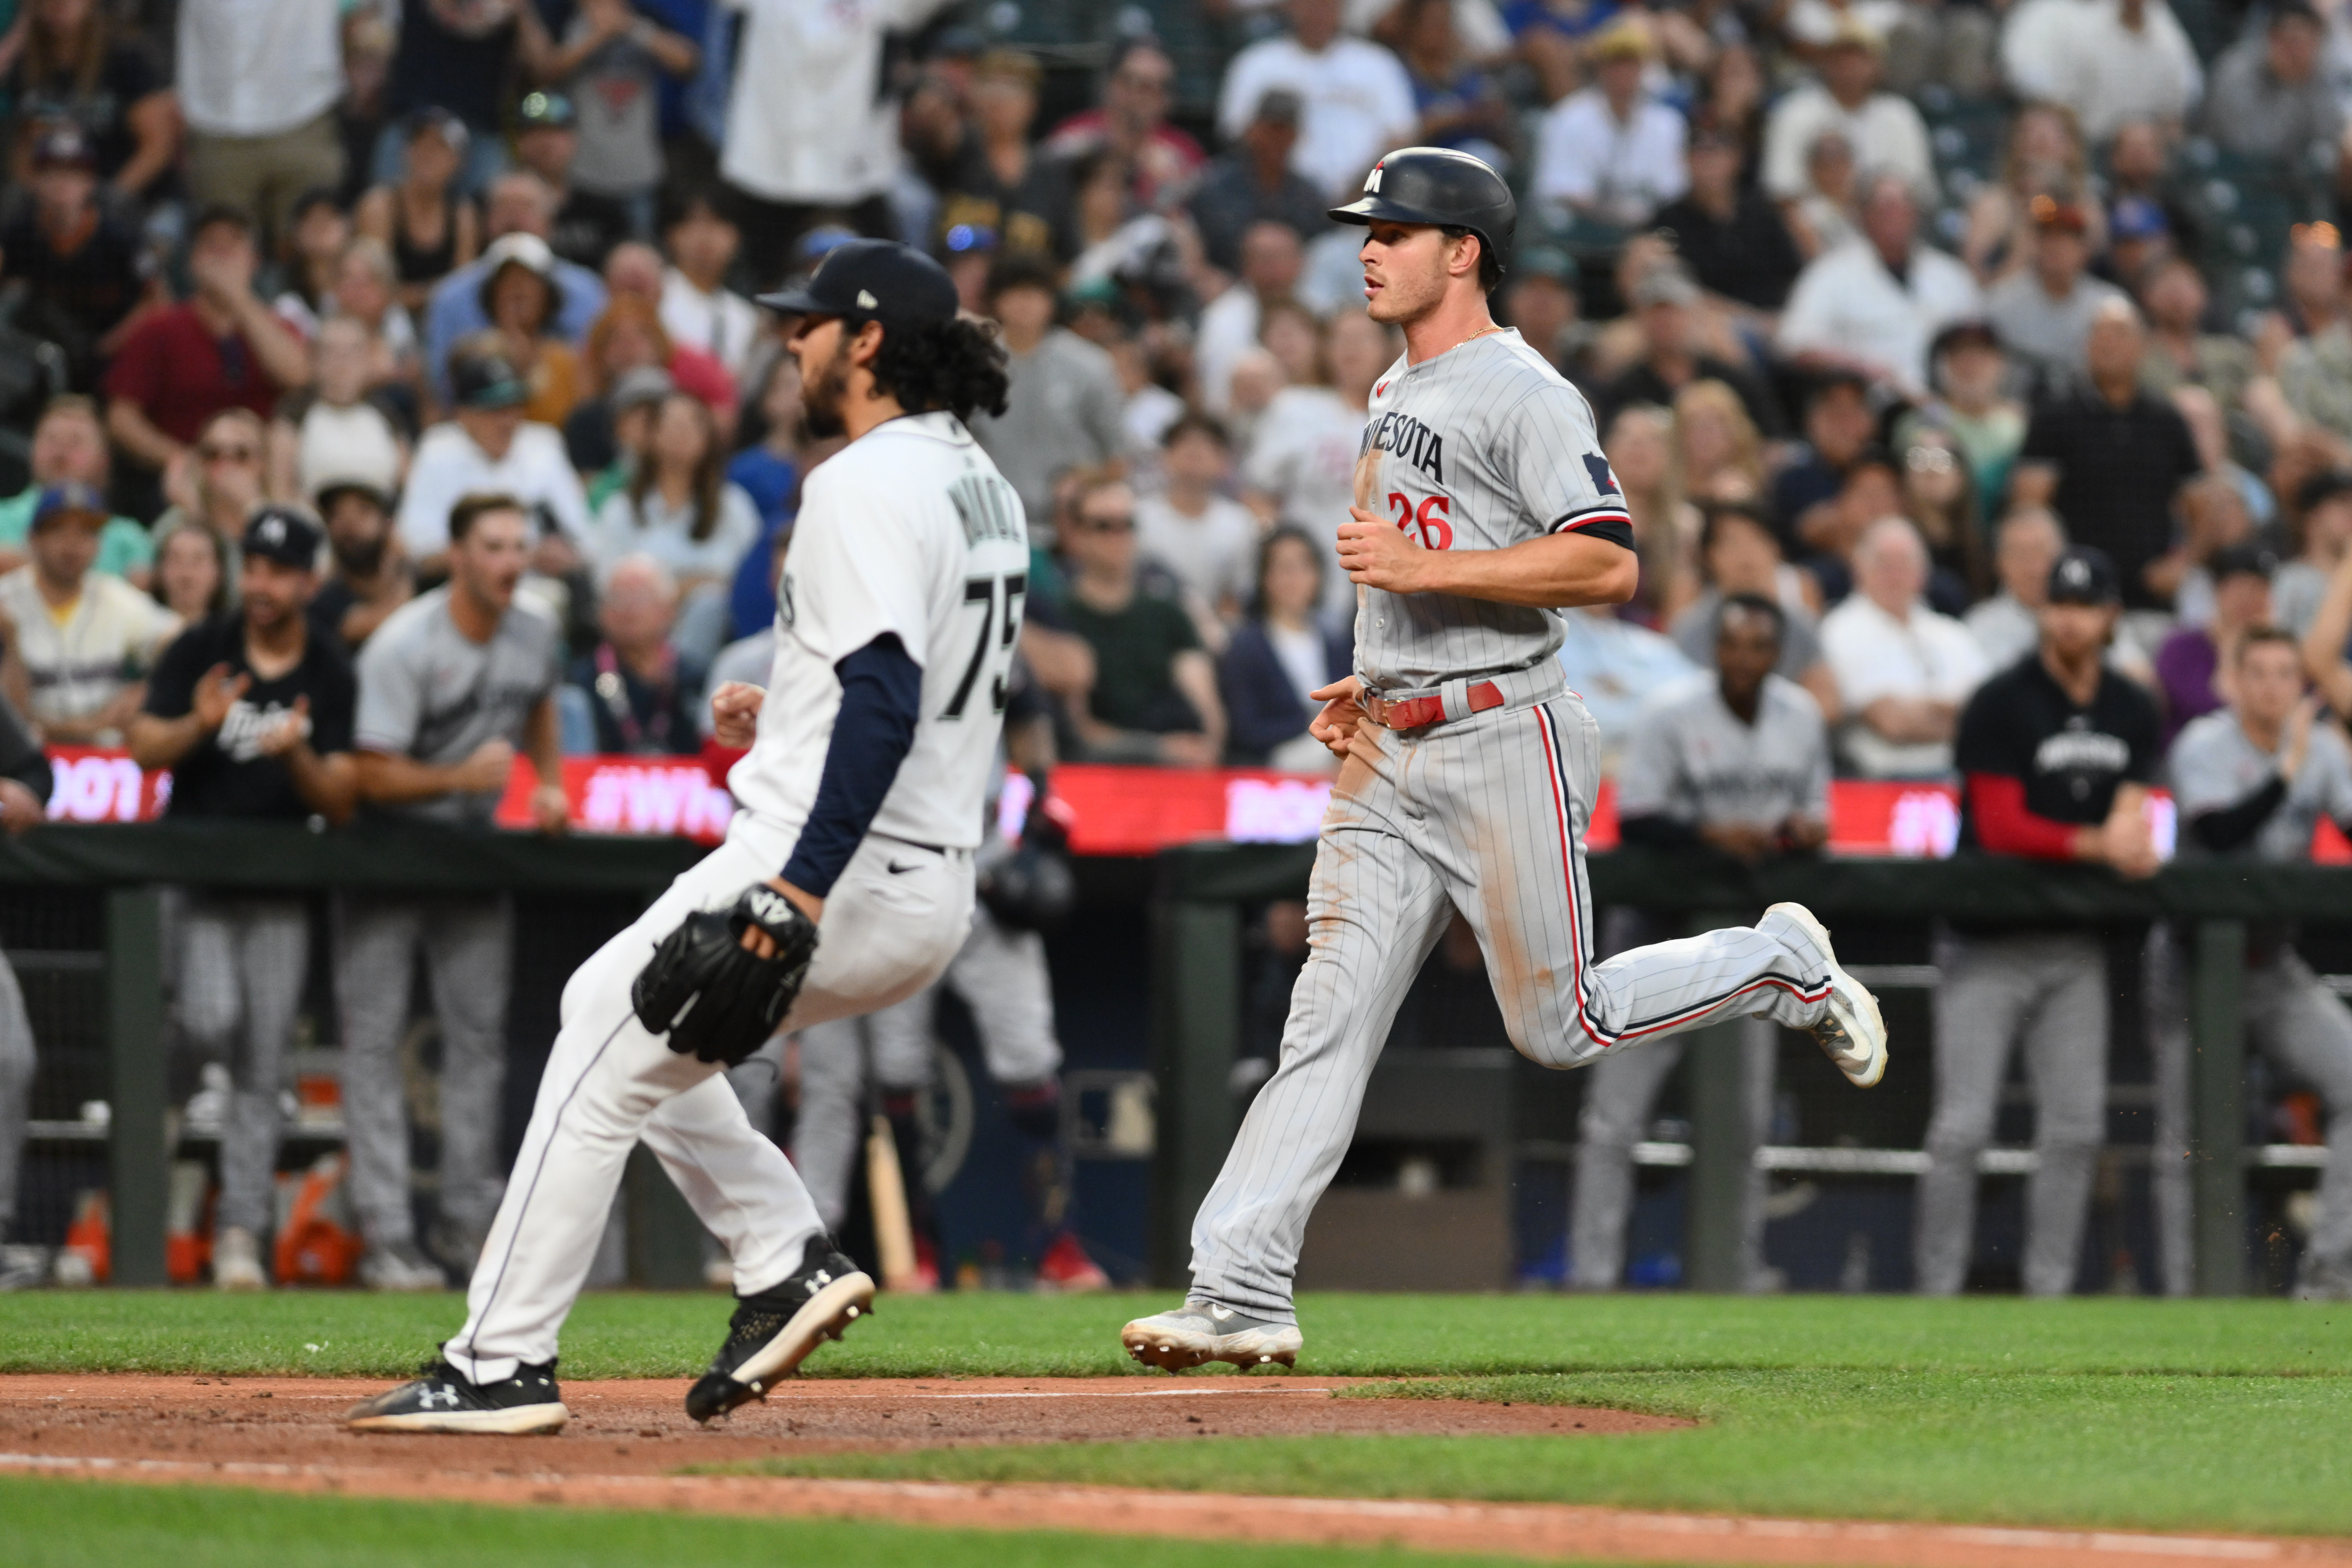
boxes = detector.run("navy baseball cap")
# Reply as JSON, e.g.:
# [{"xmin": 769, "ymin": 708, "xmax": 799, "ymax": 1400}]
[
  {"xmin": 756, "ymin": 238, "xmax": 959, "ymax": 331},
  {"xmin": 451, "ymin": 347, "xmax": 530, "ymax": 410},
  {"xmin": 2047, "ymin": 545, "xmax": 2122, "ymax": 606},
  {"xmin": 31, "ymin": 481, "xmax": 107, "ymax": 530},
  {"xmin": 2210, "ymin": 543, "xmax": 2276, "ymax": 584},
  {"xmin": 243, "ymin": 505, "xmax": 323, "ymax": 569}
]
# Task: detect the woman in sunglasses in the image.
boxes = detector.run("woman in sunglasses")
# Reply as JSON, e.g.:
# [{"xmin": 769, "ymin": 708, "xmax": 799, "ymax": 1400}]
[{"xmin": 154, "ymin": 410, "xmax": 270, "ymax": 590}]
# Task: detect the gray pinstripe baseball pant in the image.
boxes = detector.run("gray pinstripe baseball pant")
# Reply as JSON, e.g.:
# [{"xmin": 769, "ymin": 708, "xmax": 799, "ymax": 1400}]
[
  {"xmin": 2148, "ymin": 929, "xmax": 2352, "ymax": 1294},
  {"xmin": 0, "ymin": 955, "xmax": 30, "ymax": 1241},
  {"xmin": 1915, "ymin": 928, "xmax": 2106, "ymax": 1297},
  {"xmin": 173, "ymin": 894, "xmax": 309, "ymax": 1237},
  {"xmin": 334, "ymin": 893, "xmax": 514, "ymax": 1248},
  {"xmin": 1187, "ymin": 688, "xmax": 1838, "ymax": 1321},
  {"xmin": 795, "ymin": 908, "xmax": 1063, "ymax": 1230}
]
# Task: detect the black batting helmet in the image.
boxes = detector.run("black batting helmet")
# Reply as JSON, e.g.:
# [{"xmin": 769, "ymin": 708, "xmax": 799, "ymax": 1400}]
[{"xmin": 1328, "ymin": 146, "xmax": 1517, "ymax": 278}]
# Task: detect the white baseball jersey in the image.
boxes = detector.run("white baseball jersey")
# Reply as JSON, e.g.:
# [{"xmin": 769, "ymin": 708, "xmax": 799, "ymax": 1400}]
[
  {"xmin": 727, "ymin": 411, "xmax": 1028, "ymax": 850},
  {"xmin": 1352, "ymin": 328, "xmax": 1630, "ymax": 690}
]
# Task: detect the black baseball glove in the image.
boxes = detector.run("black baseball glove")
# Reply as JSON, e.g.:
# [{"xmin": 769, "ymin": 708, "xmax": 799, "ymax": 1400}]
[
  {"xmin": 632, "ymin": 885, "xmax": 821, "ymax": 1067},
  {"xmin": 977, "ymin": 769, "xmax": 1078, "ymax": 933}
]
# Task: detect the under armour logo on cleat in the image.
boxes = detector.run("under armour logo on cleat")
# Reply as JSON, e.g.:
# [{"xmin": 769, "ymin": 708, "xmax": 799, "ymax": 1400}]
[{"xmin": 420, "ymin": 1387, "xmax": 460, "ymax": 1408}]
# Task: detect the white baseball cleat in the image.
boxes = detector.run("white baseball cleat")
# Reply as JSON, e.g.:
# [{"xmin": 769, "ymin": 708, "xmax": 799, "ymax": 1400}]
[
  {"xmin": 1122, "ymin": 1301, "xmax": 1303, "ymax": 1371},
  {"xmin": 1767, "ymin": 901, "xmax": 1887, "ymax": 1088}
]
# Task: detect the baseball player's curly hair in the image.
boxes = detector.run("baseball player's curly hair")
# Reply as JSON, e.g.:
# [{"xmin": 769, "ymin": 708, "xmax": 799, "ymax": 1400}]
[{"xmin": 870, "ymin": 315, "xmax": 1013, "ymax": 423}]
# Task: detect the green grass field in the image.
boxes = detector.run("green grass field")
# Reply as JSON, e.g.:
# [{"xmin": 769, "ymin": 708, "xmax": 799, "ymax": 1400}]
[
  {"xmin": 2, "ymin": 1476, "xmax": 1577, "ymax": 1568},
  {"xmin": 6, "ymin": 1290, "xmax": 2352, "ymax": 1555}
]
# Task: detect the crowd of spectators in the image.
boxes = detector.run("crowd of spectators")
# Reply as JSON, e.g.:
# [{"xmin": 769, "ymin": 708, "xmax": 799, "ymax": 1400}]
[
  {"xmin": 1, "ymin": 0, "xmax": 2351, "ymax": 1296},
  {"xmin": 0, "ymin": 0, "xmax": 2347, "ymax": 785}
]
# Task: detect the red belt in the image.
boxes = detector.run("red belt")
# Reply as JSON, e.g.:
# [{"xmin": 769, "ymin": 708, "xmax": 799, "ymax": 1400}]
[{"xmin": 1363, "ymin": 680, "xmax": 1505, "ymax": 731}]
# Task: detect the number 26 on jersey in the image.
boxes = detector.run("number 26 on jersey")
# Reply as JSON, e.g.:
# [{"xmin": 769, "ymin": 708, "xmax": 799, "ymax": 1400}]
[{"xmin": 1385, "ymin": 490, "xmax": 1453, "ymax": 550}]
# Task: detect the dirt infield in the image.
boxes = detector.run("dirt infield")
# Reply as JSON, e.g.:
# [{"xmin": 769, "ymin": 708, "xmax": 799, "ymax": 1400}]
[
  {"xmin": 6, "ymin": 1375, "xmax": 2348, "ymax": 1568},
  {"xmin": 0, "ymin": 1373, "xmax": 1671, "ymax": 1467}
]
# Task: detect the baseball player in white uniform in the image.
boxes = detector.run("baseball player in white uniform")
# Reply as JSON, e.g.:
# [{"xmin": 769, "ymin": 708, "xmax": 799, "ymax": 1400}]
[
  {"xmin": 349, "ymin": 240, "xmax": 1029, "ymax": 1432},
  {"xmin": 1123, "ymin": 149, "xmax": 1887, "ymax": 1371}
]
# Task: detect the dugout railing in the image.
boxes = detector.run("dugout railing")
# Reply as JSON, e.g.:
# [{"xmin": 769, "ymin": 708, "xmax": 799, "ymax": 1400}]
[
  {"xmin": 1148, "ymin": 842, "xmax": 2352, "ymax": 1296},
  {"xmin": 0, "ymin": 822, "xmax": 704, "ymax": 1287}
]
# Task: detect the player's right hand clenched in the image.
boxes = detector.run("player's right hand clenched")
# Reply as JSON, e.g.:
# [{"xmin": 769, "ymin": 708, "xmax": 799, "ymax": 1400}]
[
  {"xmin": 1308, "ymin": 675, "xmax": 1367, "ymax": 759},
  {"xmin": 709, "ymin": 682, "xmax": 766, "ymax": 749}
]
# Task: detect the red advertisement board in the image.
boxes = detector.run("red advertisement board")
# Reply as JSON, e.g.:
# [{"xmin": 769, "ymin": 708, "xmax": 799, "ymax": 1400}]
[{"xmin": 39, "ymin": 747, "xmax": 2350, "ymax": 862}]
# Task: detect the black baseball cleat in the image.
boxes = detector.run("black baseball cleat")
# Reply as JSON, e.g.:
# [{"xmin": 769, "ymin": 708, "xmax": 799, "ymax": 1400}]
[
  {"xmin": 344, "ymin": 1358, "xmax": 568, "ymax": 1434},
  {"xmin": 685, "ymin": 1240, "xmax": 874, "ymax": 1422}
]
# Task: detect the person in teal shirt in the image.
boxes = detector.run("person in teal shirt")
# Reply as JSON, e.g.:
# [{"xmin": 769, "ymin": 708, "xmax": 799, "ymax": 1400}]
[{"xmin": 0, "ymin": 395, "xmax": 153, "ymax": 584}]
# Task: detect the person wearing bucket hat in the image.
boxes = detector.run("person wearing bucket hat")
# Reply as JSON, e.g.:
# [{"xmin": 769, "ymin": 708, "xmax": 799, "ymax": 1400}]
[
  {"xmin": 477, "ymin": 232, "xmax": 583, "ymax": 425},
  {"xmin": 1759, "ymin": 15, "xmax": 1933, "ymax": 204},
  {"xmin": 1534, "ymin": 19, "xmax": 1689, "ymax": 231}
]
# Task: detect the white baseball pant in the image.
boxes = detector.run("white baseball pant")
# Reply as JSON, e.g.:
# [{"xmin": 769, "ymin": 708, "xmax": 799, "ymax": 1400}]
[{"xmin": 439, "ymin": 814, "xmax": 974, "ymax": 1385}]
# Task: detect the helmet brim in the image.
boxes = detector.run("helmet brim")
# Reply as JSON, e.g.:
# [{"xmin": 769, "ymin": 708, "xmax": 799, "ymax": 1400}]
[{"xmin": 1327, "ymin": 195, "xmax": 1448, "ymax": 228}]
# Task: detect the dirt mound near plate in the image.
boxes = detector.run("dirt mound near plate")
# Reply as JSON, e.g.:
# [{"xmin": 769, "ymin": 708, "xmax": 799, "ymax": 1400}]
[{"xmin": 0, "ymin": 1373, "xmax": 1677, "ymax": 1474}]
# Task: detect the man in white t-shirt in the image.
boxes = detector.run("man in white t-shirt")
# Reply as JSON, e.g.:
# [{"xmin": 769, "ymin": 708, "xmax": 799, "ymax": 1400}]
[
  {"xmin": 718, "ymin": 0, "xmax": 953, "ymax": 287},
  {"xmin": 659, "ymin": 191, "xmax": 762, "ymax": 380},
  {"xmin": 1777, "ymin": 174, "xmax": 1981, "ymax": 399},
  {"xmin": 2005, "ymin": 0, "xmax": 2203, "ymax": 141},
  {"xmin": 397, "ymin": 347, "xmax": 593, "ymax": 569},
  {"xmin": 0, "ymin": 484, "xmax": 179, "ymax": 743},
  {"xmin": 176, "ymin": 0, "xmax": 346, "ymax": 246},
  {"xmin": 1760, "ymin": 21, "xmax": 1934, "ymax": 207},
  {"xmin": 1821, "ymin": 517, "xmax": 1992, "ymax": 777},
  {"xmin": 1216, "ymin": 0, "xmax": 1418, "ymax": 201},
  {"xmin": 1534, "ymin": 22, "xmax": 1688, "ymax": 230},
  {"xmin": 1136, "ymin": 413, "xmax": 1261, "ymax": 636}
]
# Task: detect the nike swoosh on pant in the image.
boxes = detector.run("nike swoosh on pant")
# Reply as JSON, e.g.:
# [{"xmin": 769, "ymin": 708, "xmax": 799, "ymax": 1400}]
[{"xmin": 887, "ymin": 861, "xmax": 920, "ymax": 874}]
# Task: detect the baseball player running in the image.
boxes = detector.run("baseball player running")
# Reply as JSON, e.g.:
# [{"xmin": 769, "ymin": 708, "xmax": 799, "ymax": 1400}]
[
  {"xmin": 348, "ymin": 240, "xmax": 1027, "ymax": 1432},
  {"xmin": 1123, "ymin": 149, "xmax": 1887, "ymax": 1372}
]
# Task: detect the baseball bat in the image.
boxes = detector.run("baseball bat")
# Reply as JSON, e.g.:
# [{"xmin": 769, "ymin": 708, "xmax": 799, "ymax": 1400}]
[{"xmin": 865, "ymin": 1113, "xmax": 920, "ymax": 1290}]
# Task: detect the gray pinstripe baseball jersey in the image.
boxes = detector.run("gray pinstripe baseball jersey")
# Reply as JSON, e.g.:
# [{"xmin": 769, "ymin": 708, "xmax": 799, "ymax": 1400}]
[
  {"xmin": 1616, "ymin": 673, "xmax": 1832, "ymax": 831},
  {"xmin": 1352, "ymin": 329, "xmax": 1632, "ymax": 689},
  {"xmin": 1181, "ymin": 327, "xmax": 1841, "ymax": 1323},
  {"xmin": 2168, "ymin": 712, "xmax": 2352, "ymax": 863}
]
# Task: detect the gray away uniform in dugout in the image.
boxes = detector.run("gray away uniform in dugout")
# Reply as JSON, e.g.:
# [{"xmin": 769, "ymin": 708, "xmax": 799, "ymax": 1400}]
[
  {"xmin": 1185, "ymin": 329, "xmax": 1841, "ymax": 1321},
  {"xmin": 2158, "ymin": 711, "xmax": 2352, "ymax": 1294}
]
